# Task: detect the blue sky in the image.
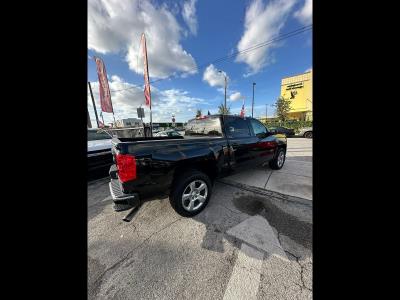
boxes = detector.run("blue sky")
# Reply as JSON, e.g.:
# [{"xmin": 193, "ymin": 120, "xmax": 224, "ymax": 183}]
[{"xmin": 88, "ymin": 0, "xmax": 312, "ymax": 125}]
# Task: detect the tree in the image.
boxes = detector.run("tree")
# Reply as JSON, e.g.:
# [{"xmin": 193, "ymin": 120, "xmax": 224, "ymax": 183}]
[
  {"xmin": 274, "ymin": 96, "xmax": 291, "ymax": 122},
  {"xmin": 196, "ymin": 109, "xmax": 202, "ymax": 118},
  {"xmin": 218, "ymin": 103, "xmax": 230, "ymax": 115}
]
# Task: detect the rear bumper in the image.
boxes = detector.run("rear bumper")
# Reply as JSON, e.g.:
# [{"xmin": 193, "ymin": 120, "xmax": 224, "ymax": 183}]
[{"xmin": 109, "ymin": 179, "xmax": 140, "ymax": 211}]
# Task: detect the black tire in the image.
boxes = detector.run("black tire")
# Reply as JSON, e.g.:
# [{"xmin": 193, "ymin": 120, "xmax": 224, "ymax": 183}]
[
  {"xmin": 269, "ymin": 148, "xmax": 286, "ymax": 170},
  {"xmin": 304, "ymin": 131, "xmax": 312, "ymax": 138},
  {"xmin": 170, "ymin": 170, "xmax": 212, "ymax": 217}
]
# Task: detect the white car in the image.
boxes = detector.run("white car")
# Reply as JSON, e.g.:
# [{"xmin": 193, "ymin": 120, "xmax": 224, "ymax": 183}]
[
  {"xmin": 88, "ymin": 129, "xmax": 114, "ymax": 170},
  {"xmin": 298, "ymin": 127, "xmax": 312, "ymax": 138},
  {"xmin": 154, "ymin": 130, "xmax": 182, "ymax": 137}
]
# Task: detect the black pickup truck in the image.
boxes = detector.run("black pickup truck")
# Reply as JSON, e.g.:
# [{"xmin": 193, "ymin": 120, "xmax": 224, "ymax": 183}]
[{"xmin": 109, "ymin": 115, "xmax": 287, "ymax": 217}]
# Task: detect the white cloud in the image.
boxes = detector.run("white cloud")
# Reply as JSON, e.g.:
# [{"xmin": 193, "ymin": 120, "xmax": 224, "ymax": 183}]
[
  {"xmin": 88, "ymin": 76, "xmax": 208, "ymax": 125},
  {"xmin": 203, "ymin": 64, "xmax": 229, "ymax": 88},
  {"xmin": 294, "ymin": 0, "xmax": 312, "ymax": 25},
  {"xmin": 88, "ymin": 0, "xmax": 197, "ymax": 79},
  {"xmin": 229, "ymin": 92, "xmax": 243, "ymax": 102},
  {"xmin": 111, "ymin": 75, "xmax": 123, "ymax": 82},
  {"xmin": 235, "ymin": 0, "xmax": 296, "ymax": 75},
  {"xmin": 182, "ymin": 0, "xmax": 198, "ymax": 35},
  {"xmin": 305, "ymin": 67, "xmax": 312, "ymax": 72}
]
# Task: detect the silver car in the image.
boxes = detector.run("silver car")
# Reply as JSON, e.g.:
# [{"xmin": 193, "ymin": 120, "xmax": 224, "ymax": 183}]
[{"xmin": 298, "ymin": 127, "xmax": 312, "ymax": 138}]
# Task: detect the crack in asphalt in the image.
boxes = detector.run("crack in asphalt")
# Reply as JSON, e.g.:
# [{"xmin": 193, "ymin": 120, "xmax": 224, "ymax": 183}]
[
  {"xmin": 91, "ymin": 217, "xmax": 183, "ymax": 296},
  {"xmin": 277, "ymin": 231, "xmax": 312, "ymax": 293},
  {"xmin": 298, "ymin": 260, "xmax": 312, "ymax": 292}
]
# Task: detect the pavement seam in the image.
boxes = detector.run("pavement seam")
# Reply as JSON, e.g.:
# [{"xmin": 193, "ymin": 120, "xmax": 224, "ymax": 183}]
[
  {"xmin": 88, "ymin": 198, "xmax": 112, "ymax": 209},
  {"xmin": 216, "ymin": 203, "xmax": 242, "ymax": 216},
  {"xmin": 273, "ymin": 171, "xmax": 312, "ymax": 178},
  {"xmin": 264, "ymin": 170, "xmax": 273, "ymax": 189}
]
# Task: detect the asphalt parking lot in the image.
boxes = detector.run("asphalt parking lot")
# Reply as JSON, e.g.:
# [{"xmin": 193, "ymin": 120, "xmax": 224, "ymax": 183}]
[{"xmin": 88, "ymin": 138, "xmax": 312, "ymax": 299}]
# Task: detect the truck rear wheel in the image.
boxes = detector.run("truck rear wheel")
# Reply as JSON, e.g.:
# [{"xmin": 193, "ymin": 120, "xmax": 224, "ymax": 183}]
[{"xmin": 170, "ymin": 170, "xmax": 212, "ymax": 217}]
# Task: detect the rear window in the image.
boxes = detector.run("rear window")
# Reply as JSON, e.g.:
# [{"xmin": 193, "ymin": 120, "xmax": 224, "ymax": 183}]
[
  {"xmin": 185, "ymin": 117, "xmax": 223, "ymax": 137},
  {"xmin": 88, "ymin": 130, "xmax": 112, "ymax": 141},
  {"xmin": 224, "ymin": 116, "xmax": 251, "ymax": 138}
]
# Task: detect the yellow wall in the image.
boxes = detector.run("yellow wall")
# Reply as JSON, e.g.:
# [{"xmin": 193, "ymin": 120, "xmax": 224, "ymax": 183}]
[{"xmin": 280, "ymin": 70, "xmax": 312, "ymax": 121}]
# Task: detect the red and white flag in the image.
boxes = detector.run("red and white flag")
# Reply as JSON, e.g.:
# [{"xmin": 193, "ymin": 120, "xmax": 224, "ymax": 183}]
[
  {"xmin": 94, "ymin": 57, "xmax": 114, "ymax": 113},
  {"xmin": 141, "ymin": 33, "xmax": 151, "ymax": 107},
  {"xmin": 240, "ymin": 99, "xmax": 245, "ymax": 118}
]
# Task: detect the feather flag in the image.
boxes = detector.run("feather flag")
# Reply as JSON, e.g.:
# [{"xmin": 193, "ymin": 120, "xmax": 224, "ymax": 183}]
[
  {"xmin": 240, "ymin": 99, "xmax": 245, "ymax": 118},
  {"xmin": 141, "ymin": 33, "xmax": 151, "ymax": 107},
  {"xmin": 94, "ymin": 57, "xmax": 114, "ymax": 113}
]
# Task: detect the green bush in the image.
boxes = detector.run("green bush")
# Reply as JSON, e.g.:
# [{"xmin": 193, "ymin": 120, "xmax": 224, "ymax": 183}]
[{"xmin": 261, "ymin": 119, "xmax": 312, "ymax": 134}]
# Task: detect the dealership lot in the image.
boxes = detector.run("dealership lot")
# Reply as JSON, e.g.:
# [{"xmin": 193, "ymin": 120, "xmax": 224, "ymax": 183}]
[{"xmin": 88, "ymin": 138, "xmax": 312, "ymax": 299}]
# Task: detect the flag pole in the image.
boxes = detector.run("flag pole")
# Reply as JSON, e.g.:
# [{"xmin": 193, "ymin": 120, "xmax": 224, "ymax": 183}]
[
  {"xmin": 88, "ymin": 81, "xmax": 100, "ymax": 127},
  {"xmin": 100, "ymin": 111, "xmax": 105, "ymax": 126},
  {"xmin": 112, "ymin": 112, "xmax": 116, "ymax": 127},
  {"xmin": 87, "ymin": 107, "xmax": 92, "ymax": 128}
]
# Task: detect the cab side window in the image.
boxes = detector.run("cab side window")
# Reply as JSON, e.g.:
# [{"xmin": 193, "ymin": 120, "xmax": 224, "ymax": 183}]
[
  {"xmin": 250, "ymin": 119, "xmax": 268, "ymax": 138},
  {"xmin": 224, "ymin": 117, "xmax": 251, "ymax": 138}
]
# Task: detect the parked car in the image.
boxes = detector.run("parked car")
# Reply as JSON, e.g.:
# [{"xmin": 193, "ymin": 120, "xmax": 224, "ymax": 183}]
[
  {"xmin": 88, "ymin": 128, "xmax": 114, "ymax": 171},
  {"xmin": 269, "ymin": 126, "xmax": 295, "ymax": 137},
  {"xmin": 298, "ymin": 127, "xmax": 312, "ymax": 138},
  {"xmin": 154, "ymin": 129, "xmax": 182, "ymax": 137},
  {"xmin": 108, "ymin": 115, "xmax": 287, "ymax": 217}
]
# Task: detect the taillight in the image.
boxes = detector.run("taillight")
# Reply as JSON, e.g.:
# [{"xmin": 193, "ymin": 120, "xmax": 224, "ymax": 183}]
[{"xmin": 116, "ymin": 154, "xmax": 136, "ymax": 183}]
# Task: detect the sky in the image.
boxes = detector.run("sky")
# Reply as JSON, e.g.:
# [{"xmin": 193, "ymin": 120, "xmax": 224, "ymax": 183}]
[{"xmin": 88, "ymin": 0, "xmax": 312, "ymax": 126}]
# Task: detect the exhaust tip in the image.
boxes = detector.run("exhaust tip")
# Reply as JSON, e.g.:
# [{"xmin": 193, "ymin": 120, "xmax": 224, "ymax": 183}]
[{"xmin": 122, "ymin": 205, "xmax": 140, "ymax": 222}]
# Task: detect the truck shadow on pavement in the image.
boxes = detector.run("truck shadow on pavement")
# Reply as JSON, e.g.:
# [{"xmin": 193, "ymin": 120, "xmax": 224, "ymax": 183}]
[{"xmin": 193, "ymin": 183, "xmax": 312, "ymax": 260}]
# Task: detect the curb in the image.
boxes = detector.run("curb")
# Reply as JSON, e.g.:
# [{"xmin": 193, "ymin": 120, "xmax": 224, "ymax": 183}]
[{"xmin": 217, "ymin": 178, "xmax": 312, "ymax": 208}]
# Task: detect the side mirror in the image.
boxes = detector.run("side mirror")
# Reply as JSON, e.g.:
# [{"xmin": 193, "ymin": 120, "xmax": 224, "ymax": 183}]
[
  {"xmin": 269, "ymin": 129, "xmax": 277, "ymax": 135},
  {"xmin": 256, "ymin": 132, "xmax": 268, "ymax": 139}
]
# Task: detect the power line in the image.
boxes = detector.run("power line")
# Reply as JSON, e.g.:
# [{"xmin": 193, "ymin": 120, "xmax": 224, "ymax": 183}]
[
  {"xmin": 93, "ymin": 25, "xmax": 312, "ymax": 94},
  {"xmin": 151, "ymin": 24, "xmax": 312, "ymax": 84}
]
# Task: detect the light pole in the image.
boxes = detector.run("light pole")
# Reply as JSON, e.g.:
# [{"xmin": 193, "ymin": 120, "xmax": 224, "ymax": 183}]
[
  {"xmin": 252, "ymin": 82, "xmax": 256, "ymax": 118},
  {"xmin": 218, "ymin": 70, "xmax": 227, "ymax": 113},
  {"xmin": 265, "ymin": 103, "xmax": 273, "ymax": 123}
]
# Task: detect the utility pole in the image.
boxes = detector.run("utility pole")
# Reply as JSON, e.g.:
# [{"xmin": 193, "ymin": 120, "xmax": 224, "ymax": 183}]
[
  {"xmin": 224, "ymin": 76, "xmax": 227, "ymax": 112},
  {"xmin": 218, "ymin": 70, "xmax": 228, "ymax": 114},
  {"xmin": 88, "ymin": 81, "xmax": 100, "ymax": 127},
  {"xmin": 266, "ymin": 104, "xmax": 268, "ymax": 123},
  {"xmin": 252, "ymin": 82, "xmax": 256, "ymax": 118}
]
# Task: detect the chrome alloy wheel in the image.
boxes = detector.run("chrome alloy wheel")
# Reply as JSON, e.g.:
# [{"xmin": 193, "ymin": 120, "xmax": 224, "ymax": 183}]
[
  {"xmin": 181, "ymin": 180, "xmax": 208, "ymax": 212},
  {"xmin": 277, "ymin": 150, "xmax": 285, "ymax": 168}
]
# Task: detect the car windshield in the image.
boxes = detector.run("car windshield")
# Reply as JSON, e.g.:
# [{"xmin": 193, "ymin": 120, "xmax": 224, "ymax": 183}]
[
  {"xmin": 88, "ymin": 130, "xmax": 112, "ymax": 141},
  {"xmin": 184, "ymin": 117, "xmax": 223, "ymax": 137}
]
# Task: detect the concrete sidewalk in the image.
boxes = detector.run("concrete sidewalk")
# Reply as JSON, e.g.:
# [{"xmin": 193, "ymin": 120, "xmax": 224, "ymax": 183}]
[{"xmin": 221, "ymin": 138, "xmax": 312, "ymax": 201}]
